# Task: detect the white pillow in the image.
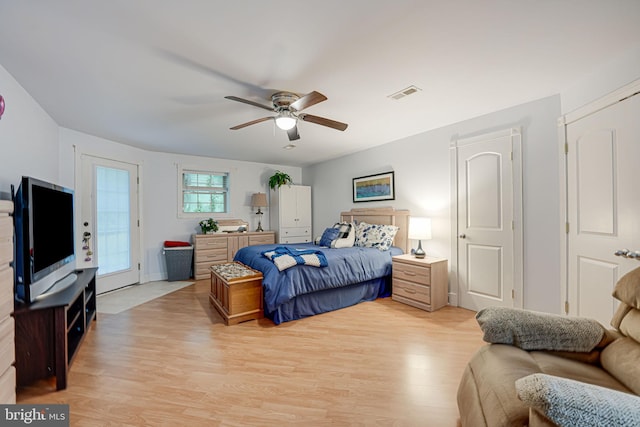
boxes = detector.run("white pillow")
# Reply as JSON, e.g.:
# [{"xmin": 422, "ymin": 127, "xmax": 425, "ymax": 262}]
[{"xmin": 332, "ymin": 222, "xmax": 356, "ymax": 248}]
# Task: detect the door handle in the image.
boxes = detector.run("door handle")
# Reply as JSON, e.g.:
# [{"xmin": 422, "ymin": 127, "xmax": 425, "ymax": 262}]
[
  {"xmin": 627, "ymin": 251, "xmax": 640, "ymax": 260},
  {"xmin": 614, "ymin": 249, "xmax": 640, "ymax": 260},
  {"xmin": 459, "ymin": 234, "xmax": 466, "ymax": 239}
]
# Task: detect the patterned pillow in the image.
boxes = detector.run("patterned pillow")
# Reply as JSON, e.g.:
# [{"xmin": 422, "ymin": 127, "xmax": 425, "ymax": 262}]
[{"xmin": 355, "ymin": 221, "xmax": 399, "ymax": 251}]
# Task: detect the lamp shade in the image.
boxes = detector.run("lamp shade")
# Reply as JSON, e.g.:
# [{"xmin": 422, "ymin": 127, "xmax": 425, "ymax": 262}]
[
  {"xmin": 251, "ymin": 193, "xmax": 267, "ymax": 208},
  {"xmin": 408, "ymin": 217, "xmax": 432, "ymax": 240}
]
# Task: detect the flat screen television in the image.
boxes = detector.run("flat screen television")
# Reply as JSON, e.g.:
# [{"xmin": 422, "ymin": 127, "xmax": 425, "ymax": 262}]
[{"xmin": 14, "ymin": 176, "xmax": 76, "ymax": 303}]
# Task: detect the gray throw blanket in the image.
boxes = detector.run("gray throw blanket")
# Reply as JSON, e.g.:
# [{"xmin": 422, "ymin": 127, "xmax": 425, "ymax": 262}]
[{"xmin": 476, "ymin": 306, "xmax": 605, "ymax": 352}]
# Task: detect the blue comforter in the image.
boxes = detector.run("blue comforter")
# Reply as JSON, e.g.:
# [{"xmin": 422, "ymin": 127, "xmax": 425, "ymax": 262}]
[{"xmin": 234, "ymin": 243, "xmax": 402, "ymax": 315}]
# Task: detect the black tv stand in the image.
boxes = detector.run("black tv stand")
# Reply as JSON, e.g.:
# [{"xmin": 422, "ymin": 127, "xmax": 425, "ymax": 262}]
[{"xmin": 14, "ymin": 268, "xmax": 98, "ymax": 390}]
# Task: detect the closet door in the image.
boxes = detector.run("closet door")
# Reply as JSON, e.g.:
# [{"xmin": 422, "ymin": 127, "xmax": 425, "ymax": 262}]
[{"xmin": 565, "ymin": 91, "xmax": 640, "ymax": 325}]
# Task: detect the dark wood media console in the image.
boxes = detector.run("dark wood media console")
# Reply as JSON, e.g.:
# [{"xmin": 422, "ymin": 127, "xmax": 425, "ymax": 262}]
[{"xmin": 13, "ymin": 267, "xmax": 98, "ymax": 390}]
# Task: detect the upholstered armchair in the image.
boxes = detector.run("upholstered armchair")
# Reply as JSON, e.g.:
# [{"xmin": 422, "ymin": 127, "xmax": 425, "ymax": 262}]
[{"xmin": 457, "ymin": 267, "xmax": 640, "ymax": 427}]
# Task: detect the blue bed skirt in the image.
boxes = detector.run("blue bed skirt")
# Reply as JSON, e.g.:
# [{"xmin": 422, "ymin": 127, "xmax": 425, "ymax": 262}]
[
  {"xmin": 268, "ymin": 276, "xmax": 391, "ymax": 325},
  {"xmin": 234, "ymin": 243, "xmax": 401, "ymax": 325}
]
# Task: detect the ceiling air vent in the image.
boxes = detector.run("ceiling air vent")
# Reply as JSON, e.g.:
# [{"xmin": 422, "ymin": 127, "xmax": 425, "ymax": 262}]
[{"xmin": 388, "ymin": 85, "xmax": 421, "ymax": 101}]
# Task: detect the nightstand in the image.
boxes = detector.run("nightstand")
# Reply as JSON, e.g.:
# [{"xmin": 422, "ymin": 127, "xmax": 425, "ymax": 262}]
[{"xmin": 392, "ymin": 254, "xmax": 448, "ymax": 312}]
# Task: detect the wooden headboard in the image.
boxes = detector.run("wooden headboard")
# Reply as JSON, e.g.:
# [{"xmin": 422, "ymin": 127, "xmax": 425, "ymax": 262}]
[{"xmin": 340, "ymin": 207, "xmax": 411, "ymax": 254}]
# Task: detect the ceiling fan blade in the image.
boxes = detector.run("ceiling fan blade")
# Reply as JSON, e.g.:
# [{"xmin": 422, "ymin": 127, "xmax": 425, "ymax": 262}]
[
  {"xmin": 289, "ymin": 91, "xmax": 327, "ymax": 111},
  {"xmin": 225, "ymin": 96, "xmax": 274, "ymax": 111},
  {"xmin": 287, "ymin": 126, "xmax": 300, "ymax": 141},
  {"xmin": 299, "ymin": 114, "xmax": 348, "ymax": 131},
  {"xmin": 157, "ymin": 48, "xmax": 274, "ymax": 98},
  {"xmin": 230, "ymin": 117, "xmax": 273, "ymax": 130}
]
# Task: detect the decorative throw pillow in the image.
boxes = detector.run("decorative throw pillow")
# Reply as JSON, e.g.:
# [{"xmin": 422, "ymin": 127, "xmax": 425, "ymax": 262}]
[
  {"xmin": 613, "ymin": 266, "xmax": 640, "ymax": 309},
  {"xmin": 355, "ymin": 221, "xmax": 399, "ymax": 251},
  {"xmin": 318, "ymin": 227, "xmax": 341, "ymax": 247},
  {"xmin": 476, "ymin": 306, "xmax": 605, "ymax": 352},
  {"xmin": 331, "ymin": 222, "xmax": 356, "ymax": 248},
  {"xmin": 516, "ymin": 374, "xmax": 640, "ymax": 427}
]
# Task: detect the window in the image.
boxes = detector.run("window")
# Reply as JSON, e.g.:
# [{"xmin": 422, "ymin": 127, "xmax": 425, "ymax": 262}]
[{"xmin": 180, "ymin": 169, "xmax": 229, "ymax": 216}]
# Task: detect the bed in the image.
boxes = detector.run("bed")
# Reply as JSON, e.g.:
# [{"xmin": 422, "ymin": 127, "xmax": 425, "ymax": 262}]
[{"xmin": 233, "ymin": 207, "xmax": 410, "ymax": 324}]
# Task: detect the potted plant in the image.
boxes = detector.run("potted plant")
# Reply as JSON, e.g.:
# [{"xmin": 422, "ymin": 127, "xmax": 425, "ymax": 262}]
[
  {"xmin": 199, "ymin": 218, "xmax": 219, "ymax": 234},
  {"xmin": 268, "ymin": 170, "xmax": 293, "ymax": 190}
]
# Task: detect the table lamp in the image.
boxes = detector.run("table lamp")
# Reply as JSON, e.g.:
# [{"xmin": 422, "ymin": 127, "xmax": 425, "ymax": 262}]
[
  {"xmin": 408, "ymin": 217, "xmax": 432, "ymax": 259},
  {"xmin": 251, "ymin": 193, "xmax": 267, "ymax": 232}
]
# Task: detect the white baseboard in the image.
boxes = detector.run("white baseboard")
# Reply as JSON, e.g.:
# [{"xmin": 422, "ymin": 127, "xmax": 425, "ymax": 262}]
[{"xmin": 448, "ymin": 292, "xmax": 458, "ymax": 307}]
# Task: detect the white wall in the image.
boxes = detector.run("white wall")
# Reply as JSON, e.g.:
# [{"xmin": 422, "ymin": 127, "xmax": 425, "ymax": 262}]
[
  {"xmin": 0, "ymin": 64, "xmax": 59, "ymax": 196},
  {"xmin": 561, "ymin": 45, "xmax": 640, "ymax": 113},
  {"xmin": 58, "ymin": 128, "xmax": 301, "ymax": 282},
  {"xmin": 4, "ymin": 39, "xmax": 638, "ymax": 301},
  {"xmin": 305, "ymin": 95, "xmax": 561, "ymax": 313}
]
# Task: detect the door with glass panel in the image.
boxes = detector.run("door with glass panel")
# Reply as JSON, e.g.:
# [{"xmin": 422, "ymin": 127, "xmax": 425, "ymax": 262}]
[{"xmin": 81, "ymin": 155, "xmax": 140, "ymax": 294}]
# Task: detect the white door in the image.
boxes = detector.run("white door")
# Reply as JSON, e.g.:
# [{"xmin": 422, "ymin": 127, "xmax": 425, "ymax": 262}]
[
  {"xmin": 80, "ymin": 155, "xmax": 140, "ymax": 294},
  {"xmin": 455, "ymin": 129, "xmax": 522, "ymax": 311},
  {"xmin": 565, "ymin": 92, "xmax": 640, "ymax": 325}
]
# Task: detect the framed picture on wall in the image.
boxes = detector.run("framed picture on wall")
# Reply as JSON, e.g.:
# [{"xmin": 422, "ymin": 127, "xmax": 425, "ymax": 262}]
[{"xmin": 352, "ymin": 171, "xmax": 395, "ymax": 203}]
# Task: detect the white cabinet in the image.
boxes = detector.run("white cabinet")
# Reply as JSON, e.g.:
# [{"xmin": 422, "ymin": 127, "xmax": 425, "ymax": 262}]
[{"xmin": 270, "ymin": 185, "xmax": 312, "ymax": 243}]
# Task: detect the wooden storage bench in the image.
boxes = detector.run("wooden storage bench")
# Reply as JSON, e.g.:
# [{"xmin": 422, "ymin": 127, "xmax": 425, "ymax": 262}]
[{"xmin": 209, "ymin": 262, "xmax": 264, "ymax": 325}]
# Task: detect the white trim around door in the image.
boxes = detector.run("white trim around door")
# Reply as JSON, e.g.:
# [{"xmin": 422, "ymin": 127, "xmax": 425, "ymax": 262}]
[{"xmin": 450, "ymin": 128, "xmax": 523, "ymax": 310}]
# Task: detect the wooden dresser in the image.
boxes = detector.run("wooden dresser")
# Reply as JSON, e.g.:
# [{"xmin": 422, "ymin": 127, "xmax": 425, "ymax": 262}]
[
  {"xmin": 192, "ymin": 231, "xmax": 275, "ymax": 280},
  {"xmin": 0, "ymin": 200, "xmax": 16, "ymax": 403},
  {"xmin": 392, "ymin": 254, "xmax": 448, "ymax": 312}
]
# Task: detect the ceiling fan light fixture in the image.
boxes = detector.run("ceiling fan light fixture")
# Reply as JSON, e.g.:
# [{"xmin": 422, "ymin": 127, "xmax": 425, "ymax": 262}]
[{"xmin": 275, "ymin": 115, "xmax": 297, "ymax": 131}]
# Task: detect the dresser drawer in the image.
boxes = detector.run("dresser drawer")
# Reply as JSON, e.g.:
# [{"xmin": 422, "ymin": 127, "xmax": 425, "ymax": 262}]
[
  {"xmin": 0, "ymin": 267, "xmax": 12, "ymax": 319},
  {"xmin": 393, "ymin": 262, "xmax": 430, "ymax": 286},
  {"xmin": 195, "ymin": 248, "xmax": 227, "ymax": 263},
  {"xmin": 194, "ymin": 236, "xmax": 228, "ymax": 250},
  {"xmin": 249, "ymin": 234, "xmax": 275, "ymax": 245},
  {"xmin": 0, "ymin": 366, "xmax": 15, "ymax": 404},
  {"xmin": 0, "ymin": 316, "xmax": 15, "ymax": 372},
  {"xmin": 0, "ymin": 240, "xmax": 11, "ymax": 268},
  {"xmin": 0, "ymin": 216, "xmax": 11, "ymax": 241},
  {"xmin": 393, "ymin": 278, "xmax": 431, "ymax": 305},
  {"xmin": 195, "ymin": 262, "xmax": 217, "ymax": 279},
  {"xmin": 280, "ymin": 236, "xmax": 312, "ymax": 244},
  {"xmin": 280, "ymin": 227, "xmax": 311, "ymax": 237}
]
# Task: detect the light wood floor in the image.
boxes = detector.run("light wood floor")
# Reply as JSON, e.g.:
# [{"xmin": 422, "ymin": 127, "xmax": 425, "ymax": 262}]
[{"xmin": 17, "ymin": 279, "xmax": 485, "ymax": 426}]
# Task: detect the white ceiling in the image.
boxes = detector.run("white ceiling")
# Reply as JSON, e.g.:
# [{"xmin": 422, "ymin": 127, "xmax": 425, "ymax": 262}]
[{"xmin": 1, "ymin": 1, "xmax": 639, "ymax": 167}]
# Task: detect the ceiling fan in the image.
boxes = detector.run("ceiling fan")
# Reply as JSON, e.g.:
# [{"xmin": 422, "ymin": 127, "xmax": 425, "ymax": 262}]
[{"xmin": 225, "ymin": 91, "xmax": 348, "ymax": 141}]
